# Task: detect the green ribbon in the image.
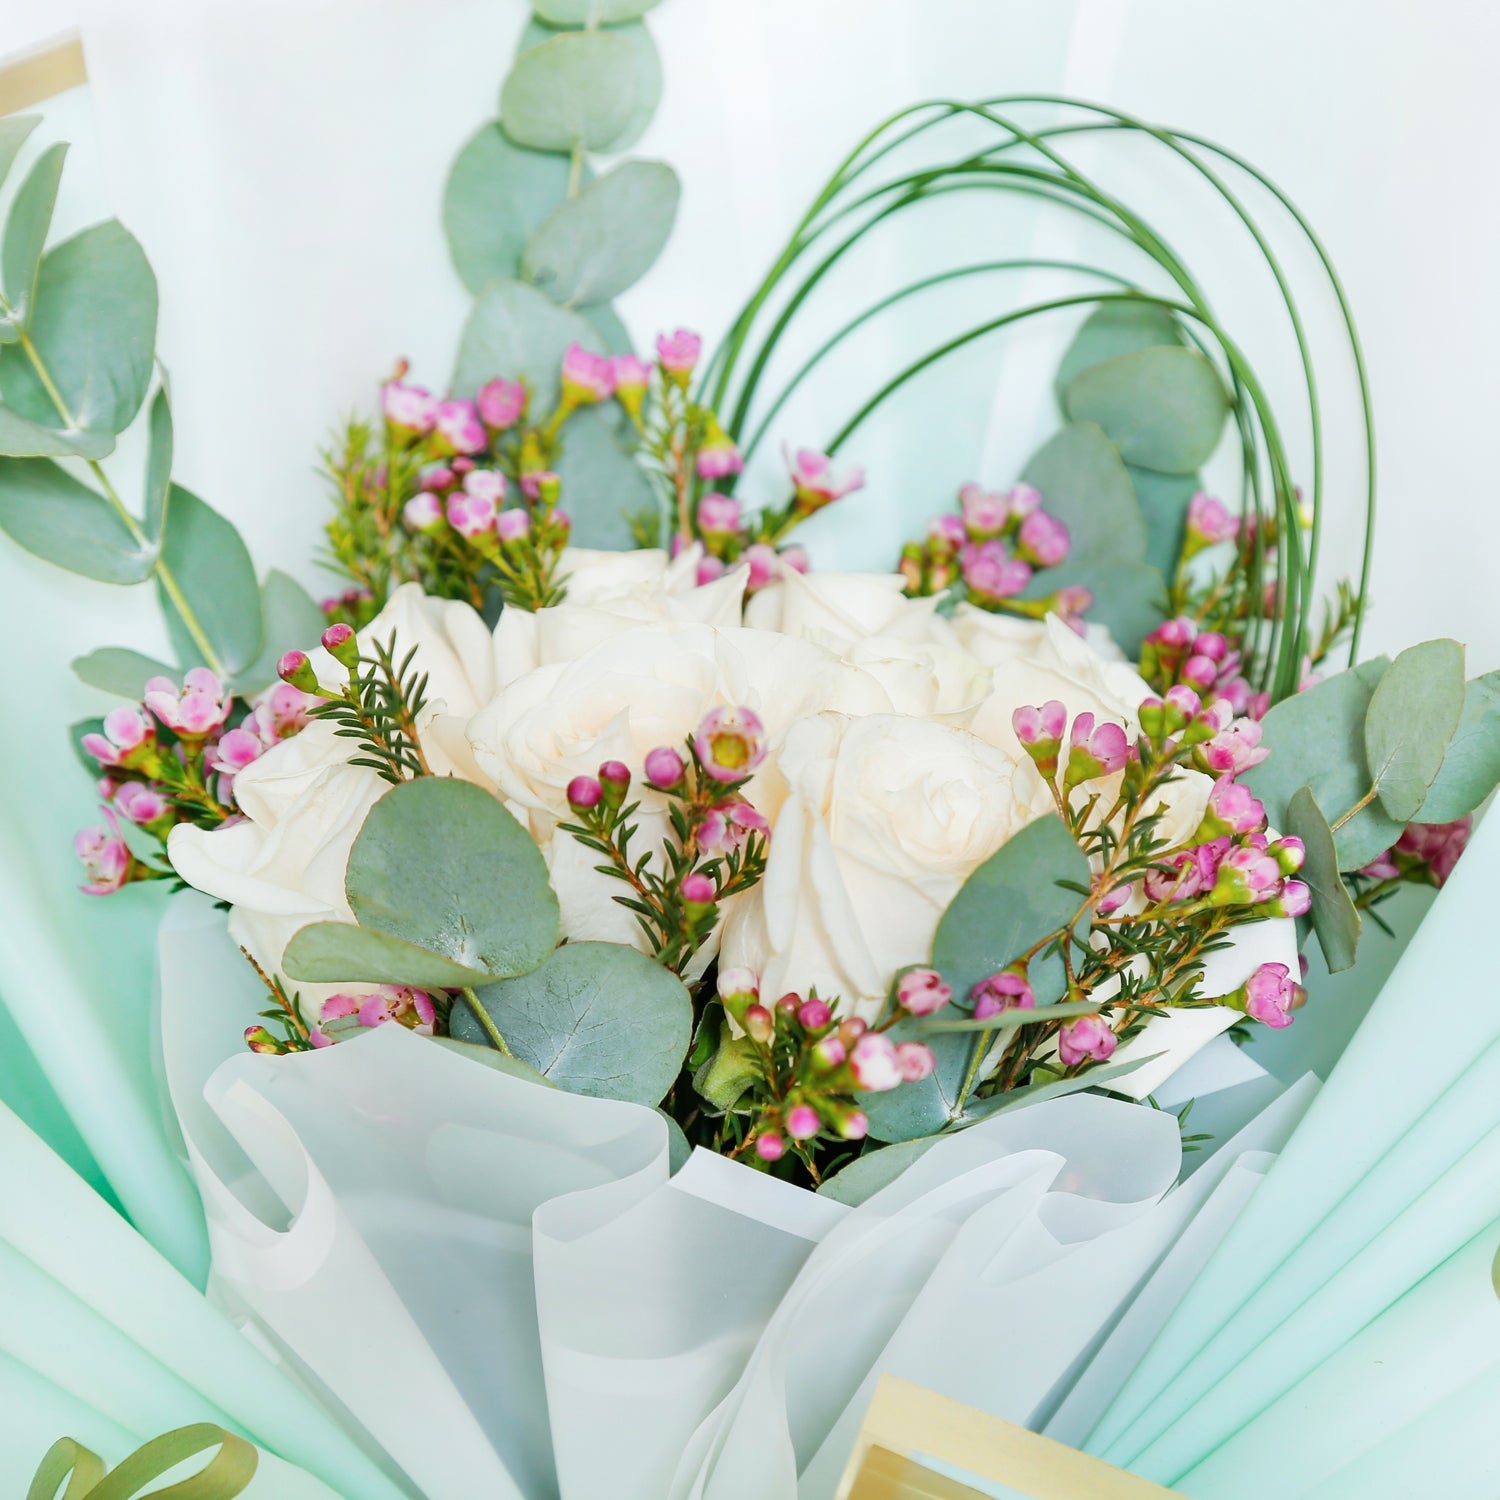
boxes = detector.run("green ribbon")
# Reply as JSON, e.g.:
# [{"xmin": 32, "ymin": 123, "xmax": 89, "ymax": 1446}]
[{"xmin": 28, "ymin": 1425, "xmax": 258, "ymax": 1500}]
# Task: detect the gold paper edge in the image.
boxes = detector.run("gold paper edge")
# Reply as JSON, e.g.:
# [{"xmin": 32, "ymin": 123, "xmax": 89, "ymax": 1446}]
[{"xmin": 0, "ymin": 34, "xmax": 87, "ymax": 116}]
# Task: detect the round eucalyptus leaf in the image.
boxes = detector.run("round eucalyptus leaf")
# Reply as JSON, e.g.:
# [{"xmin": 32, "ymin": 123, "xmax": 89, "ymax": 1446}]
[
  {"xmin": 444, "ymin": 124, "xmax": 579, "ymax": 295},
  {"xmin": 155, "ymin": 484, "xmax": 263, "ymax": 676},
  {"xmin": 581, "ymin": 302, "xmax": 633, "ymax": 355},
  {"xmin": 451, "ymin": 278, "xmax": 603, "ymax": 418},
  {"xmin": 1028, "ymin": 558, "xmax": 1163, "ymax": 657},
  {"xmin": 552, "ymin": 404, "xmax": 654, "ymax": 548},
  {"xmin": 456, "ymin": 942, "xmax": 690, "ymax": 1106},
  {"xmin": 818, "ymin": 1137, "xmax": 941, "ymax": 1205},
  {"xmin": 283, "ymin": 920, "xmax": 495, "ymax": 990},
  {"xmin": 1127, "ymin": 465, "xmax": 1201, "ymax": 580},
  {"xmin": 1020, "ymin": 420, "xmax": 1146, "ymax": 567},
  {"xmin": 0, "ymin": 116, "xmax": 39, "ymax": 197},
  {"xmin": 1054, "ymin": 300, "xmax": 1184, "ymax": 411},
  {"xmin": 1363, "ymin": 638, "xmax": 1465, "ymax": 822},
  {"xmin": 591, "ymin": 22, "xmax": 662, "ymax": 154},
  {"xmin": 523, "ymin": 159, "xmax": 679, "ymax": 307},
  {"xmin": 144, "ymin": 388, "xmax": 173, "ymax": 538},
  {"xmin": 346, "ymin": 777, "xmax": 559, "ymax": 981},
  {"xmin": 1284, "ymin": 786, "xmax": 1362, "ymax": 973},
  {"xmin": 0, "ymin": 405, "xmax": 114, "ymax": 458},
  {"xmin": 432, "ymin": 1034, "xmax": 557, "ymax": 1087},
  {"xmin": 500, "ymin": 30, "xmax": 647, "ymax": 153},
  {"xmin": 0, "ymin": 457, "xmax": 153, "ymax": 583},
  {"xmin": 0, "ymin": 141, "xmax": 67, "ymax": 333},
  {"xmin": 1064, "ymin": 346, "xmax": 1230, "ymax": 474},
  {"xmin": 71, "ymin": 646, "xmax": 175, "ymax": 698},
  {"xmin": 1417, "ymin": 671, "xmax": 1500, "ymax": 824},
  {"xmin": 534, "ymin": 0, "xmax": 663, "ymax": 23},
  {"xmin": 0, "ymin": 220, "xmax": 157, "ymax": 447}
]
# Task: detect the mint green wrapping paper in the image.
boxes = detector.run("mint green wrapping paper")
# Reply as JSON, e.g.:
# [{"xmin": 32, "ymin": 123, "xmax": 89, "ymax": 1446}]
[{"xmin": 1087, "ymin": 809, "xmax": 1500, "ymax": 1479}]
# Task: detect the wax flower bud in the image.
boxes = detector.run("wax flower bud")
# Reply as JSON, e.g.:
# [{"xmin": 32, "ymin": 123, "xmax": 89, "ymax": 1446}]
[
  {"xmin": 1194, "ymin": 777, "xmax": 1266, "ymax": 841},
  {"xmin": 696, "ymin": 492, "xmax": 742, "ymax": 539},
  {"xmin": 321, "ymin": 622, "xmax": 360, "ymax": 669},
  {"xmin": 1184, "ymin": 491, "xmax": 1238, "ymax": 552},
  {"xmin": 696, "ymin": 414, "xmax": 743, "ymax": 479},
  {"xmin": 566, "ymin": 775, "xmax": 603, "ymax": 811},
  {"xmin": 1058, "ymin": 1014, "xmax": 1117, "ymax": 1066},
  {"xmin": 798, "ymin": 997, "xmax": 833, "ymax": 1032},
  {"xmin": 447, "ymin": 488, "xmax": 499, "ymax": 540},
  {"xmin": 717, "ymin": 966, "xmax": 759, "ymax": 1008},
  {"xmin": 81, "ymin": 705, "xmax": 157, "ymax": 769},
  {"xmin": 1015, "ymin": 510, "xmax": 1070, "ymax": 568},
  {"xmin": 381, "ymin": 375, "xmax": 437, "ymax": 435},
  {"xmin": 848, "ymin": 1032, "xmax": 903, "ymax": 1093},
  {"xmin": 656, "ymin": 328, "xmax": 702, "ymax": 385},
  {"xmin": 1007, "ymin": 482, "xmax": 1042, "ymax": 518},
  {"xmin": 1264, "ymin": 879, "xmax": 1312, "ymax": 919},
  {"xmin": 926, "ymin": 513, "xmax": 968, "ymax": 554},
  {"xmin": 896, "ymin": 967, "xmax": 953, "ymax": 1016},
  {"xmin": 277, "ymin": 651, "xmax": 320, "ymax": 694},
  {"xmin": 1064, "ymin": 712, "xmax": 1131, "ymax": 788},
  {"xmin": 1234, "ymin": 961, "xmax": 1297, "ymax": 1029},
  {"xmin": 610, "ymin": 354, "xmax": 652, "ymax": 415},
  {"xmin": 788, "ymin": 447, "xmax": 865, "ymax": 516},
  {"xmin": 839, "ymin": 1109, "xmax": 870, "ymax": 1141},
  {"xmin": 680, "ymin": 871, "xmax": 717, "ymax": 909},
  {"xmin": 1209, "ymin": 844, "xmax": 1284, "ymax": 906},
  {"xmin": 971, "ymin": 967, "xmax": 1035, "ymax": 1020},
  {"xmin": 755, "ymin": 1132, "xmax": 785, "ymax": 1162},
  {"xmin": 492, "ymin": 508, "xmax": 528, "ymax": 545},
  {"xmin": 476, "ymin": 376, "xmax": 526, "ymax": 431},
  {"xmin": 1012, "ymin": 700, "xmax": 1067, "ymax": 777},
  {"xmin": 403, "ymin": 491, "xmax": 446, "ymax": 533},
  {"xmin": 144, "ymin": 668, "xmax": 231, "ymax": 738},
  {"xmin": 598, "ymin": 760, "xmax": 632, "ymax": 807},
  {"xmin": 694, "ymin": 706, "xmax": 768, "ymax": 783},
  {"xmin": 644, "ymin": 745, "xmax": 687, "ymax": 790},
  {"xmin": 811, "ymin": 1035, "xmax": 847, "ymax": 1071},
  {"xmin": 244, "ymin": 1025, "xmax": 286, "ymax": 1055},
  {"xmin": 895, "ymin": 1042, "xmax": 937, "ymax": 1082},
  {"xmin": 1269, "ymin": 836, "xmax": 1306, "ymax": 875},
  {"xmin": 560, "ymin": 342, "xmax": 615, "ymax": 406},
  {"xmin": 434, "ymin": 398, "xmax": 487, "ymax": 455},
  {"xmin": 785, "ymin": 1104, "xmax": 822, "ymax": 1141},
  {"xmin": 75, "ymin": 812, "xmax": 132, "ymax": 895},
  {"xmin": 961, "ymin": 540, "xmax": 1031, "ymax": 603},
  {"xmin": 958, "ymin": 483, "xmax": 1009, "ymax": 539},
  {"xmin": 741, "ymin": 543, "xmax": 780, "ymax": 593},
  {"xmin": 744, "ymin": 1004, "xmax": 775, "ymax": 1044}
]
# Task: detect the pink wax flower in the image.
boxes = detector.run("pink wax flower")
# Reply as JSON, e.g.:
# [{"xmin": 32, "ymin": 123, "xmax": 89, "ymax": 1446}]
[
  {"xmin": 113, "ymin": 780, "xmax": 168, "ymax": 826},
  {"xmin": 1144, "ymin": 838, "xmax": 1229, "ymax": 904},
  {"xmin": 1270, "ymin": 836, "xmax": 1305, "ymax": 875},
  {"xmin": 644, "ymin": 745, "xmax": 686, "ymax": 789},
  {"xmin": 1210, "ymin": 844, "xmax": 1284, "ymax": 906},
  {"xmin": 381, "ymin": 378, "xmax": 437, "ymax": 435},
  {"xmin": 566, "ymin": 775, "xmax": 603, "ymax": 811},
  {"xmin": 897, "ymin": 968, "xmax": 952, "ymax": 1017},
  {"xmin": 1397, "ymin": 817, "xmax": 1472, "ymax": 886},
  {"xmin": 697, "ymin": 417, "xmax": 743, "ymax": 479},
  {"xmin": 1186, "ymin": 491, "xmax": 1238, "ymax": 548},
  {"xmin": 403, "ymin": 491, "xmax": 446, "ymax": 533},
  {"xmin": 476, "ymin": 376, "xmax": 526, "ymax": 431},
  {"xmin": 560, "ymin": 342, "xmax": 615, "ymax": 405},
  {"xmin": 249, "ymin": 682, "xmax": 319, "ymax": 742},
  {"xmin": 1064, "ymin": 712, "xmax": 1130, "ymax": 787},
  {"xmin": 434, "ymin": 398, "xmax": 487, "ymax": 455},
  {"xmin": 780, "ymin": 545, "xmax": 810, "ymax": 575},
  {"xmin": 358, "ymin": 986, "xmax": 437, "ymax": 1034},
  {"xmin": 205, "ymin": 726, "xmax": 265, "ymax": 784},
  {"xmin": 446, "ymin": 488, "xmax": 499, "ymax": 539},
  {"xmin": 1241, "ymin": 961, "xmax": 1296, "ymax": 1028},
  {"xmin": 1198, "ymin": 777, "xmax": 1267, "ymax": 839},
  {"xmin": 840, "ymin": 1110, "xmax": 870, "ymax": 1141},
  {"xmin": 145, "ymin": 668, "xmax": 231, "ymax": 739},
  {"xmin": 81, "ymin": 705, "xmax": 156, "ymax": 769},
  {"xmin": 798, "ymin": 998, "xmax": 833, "ymax": 1032},
  {"xmin": 1058, "ymin": 1014, "xmax": 1117, "ymax": 1066},
  {"xmin": 696, "ymin": 554, "xmax": 727, "ymax": 586},
  {"xmin": 1013, "ymin": 699, "xmax": 1067, "ymax": 776},
  {"xmin": 463, "ymin": 468, "xmax": 507, "ymax": 505},
  {"xmin": 1053, "ymin": 585, "xmax": 1093, "ymax": 632},
  {"xmin": 698, "ymin": 798, "xmax": 770, "ymax": 854},
  {"xmin": 961, "ymin": 540, "xmax": 1032, "ymax": 602},
  {"xmin": 1193, "ymin": 630, "xmax": 1230, "ymax": 663},
  {"xmin": 755, "ymin": 1132, "xmax": 785, "ymax": 1162},
  {"xmin": 1016, "ymin": 510, "xmax": 1071, "ymax": 568},
  {"xmin": 1268, "ymin": 879, "xmax": 1312, "ymax": 919},
  {"xmin": 958, "ymin": 483, "xmax": 1009, "ymax": 539},
  {"xmin": 971, "ymin": 968, "xmax": 1035, "ymax": 1020},
  {"xmin": 696, "ymin": 492, "xmax": 742, "ymax": 538},
  {"xmin": 277, "ymin": 651, "xmax": 319, "ymax": 694},
  {"xmin": 1006, "ymin": 483, "xmax": 1042, "ymax": 518},
  {"xmin": 785, "ymin": 1104, "xmax": 822, "ymax": 1141},
  {"xmin": 788, "ymin": 447, "xmax": 865, "ymax": 515},
  {"xmin": 717, "ymin": 967, "xmax": 759, "ymax": 1004},
  {"xmin": 1200, "ymin": 717, "xmax": 1269, "ymax": 775},
  {"xmin": 849, "ymin": 1032, "xmax": 903, "ymax": 1093},
  {"xmin": 741, "ymin": 543, "xmax": 780, "ymax": 592},
  {"xmin": 656, "ymin": 328, "xmax": 702, "ymax": 381},
  {"xmin": 496, "ymin": 508, "xmax": 531, "ymax": 544},
  {"xmin": 928, "ymin": 512, "xmax": 969, "ymax": 551},
  {"xmin": 680, "ymin": 871, "xmax": 717, "ymax": 908},
  {"xmin": 895, "ymin": 1041, "xmax": 937, "ymax": 1082},
  {"xmin": 75, "ymin": 811, "xmax": 132, "ymax": 895},
  {"xmin": 610, "ymin": 354, "xmax": 652, "ymax": 415},
  {"xmin": 694, "ymin": 706, "xmax": 768, "ymax": 783}
]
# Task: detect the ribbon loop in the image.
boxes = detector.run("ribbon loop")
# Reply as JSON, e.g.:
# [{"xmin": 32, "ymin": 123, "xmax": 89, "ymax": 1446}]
[{"xmin": 29, "ymin": 1426, "xmax": 258, "ymax": 1500}]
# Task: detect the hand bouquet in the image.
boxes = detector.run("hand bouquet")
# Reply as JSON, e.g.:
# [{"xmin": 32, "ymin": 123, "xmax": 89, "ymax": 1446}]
[{"xmin": 4, "ymin": 9, "xmax": 1500, "ymax": 1497}]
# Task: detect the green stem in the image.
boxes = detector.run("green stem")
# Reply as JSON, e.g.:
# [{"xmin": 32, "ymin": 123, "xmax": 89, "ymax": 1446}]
[
  {"xmin": 461, "ymin": 987, "xmax": 514, "ymax": 1057},
  {"xmin": 1330, "ymin": 785, "xmax": 1379, "ymax": 834}
]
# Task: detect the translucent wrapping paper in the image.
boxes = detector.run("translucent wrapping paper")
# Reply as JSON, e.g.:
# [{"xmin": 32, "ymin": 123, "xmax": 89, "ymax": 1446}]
[{"xmin": 158, "ymin": 897, "xmax": 1312, "ymax": 1500}]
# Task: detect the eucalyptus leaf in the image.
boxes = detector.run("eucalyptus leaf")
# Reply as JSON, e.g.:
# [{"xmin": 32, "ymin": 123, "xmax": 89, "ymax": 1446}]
[
  {"xmin": 591, "ymin": 22, "xmax": 662, "ymax": 154},
  {"xmin": 1064, "ymin": 346, "xmax": 1230, "ymax": 474},
  {"xmin": 230, "ymin": 570, "xmax": 326, "ymax": 695},
  {"xmin": 1031, "ymin": 559, "xmax": 1163, "ymax": 658},
  {"xmin": 0, "ymin": 142, "xmax": 67, "ymax": 334},
  {"xmin": 582, "ymin": 302, "xmax": 633, "ymax": 355},
  {"xmin": 1285, "ymin": 786, "xmax": 1361, "ymax": 972},
  {"xmin": 958, "ymin": 1054, "xmax": 1160, "ymax": 1120},
  {"xmin": 455, "ymin": 942, "xmax": 690, "ymax": 1106},
  {"xmin": 452, "ymin": 278, "xmax": 603, "ymax": 418},
  {"xmin": 1418, "ymin": 672, "xmax": 1500, "ymax": 824},
  {"xmin": 0, "ymin": 116, "xmax": 39, "ymax": 196},
  {"xmin": 523, "ymin": 160, "xmax": 679, "ymax": 306},
  {"xmin": 444, "ymin": 124, "xmax": 579, "ymax": 295},
  {"xmin": 345, "ymin": 777, "xmax": 559, "ymax": 980},
  {"xmin": 283, "ymin": 921, "xmax": 496, "ymax": 990},
  {"xmin": 0, "ymin": 405, "xmax": 114, "ymax": 458},
  {"xmin": 1243, "ymin": 668, "xmax": 1405, "ymax": 871},
  {"xmin": 657, "ymin": 1109, "xmax": 692, "ymax": 1174},
  {"xmin": 0, "ymin": 221, "xmax": 157, "ymax": 447},
  {"xmin": 552, "ymin": 404, "xmax": 654, "ymax": 548},
  {"xmin": 1054, "ymin": 301, "xmax": 1183, "ymax": 410},
  {"xmin": 500, "ymin": 30, "xmax": 648, "ymax": 153},
  {"xmin": 818, "ymin": 1136, "xmax": 941, "ymax": 1205},
  {"xmin": 1019, "ymin": 421, "xmax": 1146, "ymax": 567},
  {"xmin": 534, "ymin": 0, "xmax": 663, "ymax": 22},
  {"xmin": 72, "ymin": 647, "xmax": 175, "ymax": 698},
  {"xmin": 70, "ymin": 715, "xmax": 105, "ymax": 774},
  {"xmin": 144, "ymin": 388, "xmax": 173, "ymax": 538},
  {"xmin": 923, "ymin": 1000, "xmax": 1100, "ymax": 1034},
  {"xmin": 1127, "ymin": 466, "xmax": 1201, "ymax": 580},
  {"xmin": 0, "ymin": 457, "xmax": 153, "ymax": 582},
  {"xmin": 1363, "ymin": 638, "xmax": 1465, "ymax": 822},
  {"xmin": 431, "ymin": 1034, "xmax": 557, "ymax": 1087},
  {"xmin": 155, "ymin": 485, "xmax": 263, "ymax": 676}
]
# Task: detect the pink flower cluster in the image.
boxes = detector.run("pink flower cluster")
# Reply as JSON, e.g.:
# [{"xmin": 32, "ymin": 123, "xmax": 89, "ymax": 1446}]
[
  {"xmin": 900, "ymin": 481, "xmax": 1090, "ymax": 630},
  {"xmin": 310, "ymin": 985, "xmax": 438, "ymax": 1047},
  {"xmin": 1362, "ymin": 816, "xmax": 1472, "ymax": 889},
  {"xmin": 1140, "ymin": 618, "xmax": 1262, "ymax": 720},
  {"xmin": 1011, "ymin": 698, "xmax": 1132, "ymax": 788}
]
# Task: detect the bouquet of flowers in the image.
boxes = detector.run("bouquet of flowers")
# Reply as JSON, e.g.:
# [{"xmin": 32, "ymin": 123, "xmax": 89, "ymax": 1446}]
[{"xmin": 4, "ymin": 10, "xmax": 1500, "ymax": 1497}]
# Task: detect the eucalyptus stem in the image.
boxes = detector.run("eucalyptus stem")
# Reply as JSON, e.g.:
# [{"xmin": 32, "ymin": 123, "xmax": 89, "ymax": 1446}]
[{"xmin": 461, "ymin": 987, "xmax": 514, "ymax": 1057}]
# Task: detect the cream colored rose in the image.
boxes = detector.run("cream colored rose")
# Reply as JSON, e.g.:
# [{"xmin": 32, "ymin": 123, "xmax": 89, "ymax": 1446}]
[{"xmin": 718, "ymin": 711, "xmax": 1042, "ymax": 1019}]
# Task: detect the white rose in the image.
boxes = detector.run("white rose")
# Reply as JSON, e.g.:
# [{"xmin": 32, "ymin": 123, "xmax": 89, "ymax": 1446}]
[
  {"xmin": 467, "ymin": 621, "xmax": 893, "ymax": 948},
  {"xmin": 168, "ymin": 583, "xmax": 498, "ymax": 988},
  {"xmin": 718, "ymin": 712, "xmax": 1040, "ymax": 1019}
]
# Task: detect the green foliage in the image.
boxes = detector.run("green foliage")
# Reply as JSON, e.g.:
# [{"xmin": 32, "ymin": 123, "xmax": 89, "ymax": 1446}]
[
  {"xmin": 1063, "ymin": 346, "xmax": 1230, "ymax": 474},
  {"xmin": 283, "ymin": 922, "xmax": 502, "ymax": 990},
  {"xmin": 71, "ymin": 647, "xmax": 175, "ymax": 697},
  {"xmin": 1285, "ymin": 786, "xmax": 1361, "ymax": 972},
  {"xmin": 551, "ymin": 404, "xmax": 655, "ymax": 548},
  {"xmin": 453, "ymin": 942, "xmax": 691, "ymax": 1107},
  {"xmin": 501, "ymin": 30, "xmax": 651, "ymax": 153},
  {"xmin": 1418, "ymin": 671, "xmax": 1500, "ymax": 824},
  {"xmin": 0, "ymin": 457, "xmax": 152, "ymax": 582},
  {"xmin": 1362, "ymin": 639, "xmax": 1465, "ymax": 822},
  {"xmin": 523, "ymin": 159, "xmax": 680, "ymax": 307},
  {"xmin": 1020, "ymin": 421, "xmax": 1147, "ymax": 568},
  {"xmin": 534, "ymin": 0, "xmax": 663, "ymax": 23},
  {"xmin": 1127, "ymin": 465, "xmax": 1201, "ymax": 580},
  {"xmin": 452, "ymin": 278, "xmax": 603, "ymax": 414},
  {"xmin": 143, "ymin": 388, "xmax": 173, "ymax": 537},
  {"xmin": 1053, "ymin": 301, "xmax": 1184, "ymax": 408},
  {"xmin": 818, "ymin": 1135, "xmax": 941, "ymax": 1204},
  {"xmin": 1, "ymin": 143, "xmax": 67, "ymax": 335}
]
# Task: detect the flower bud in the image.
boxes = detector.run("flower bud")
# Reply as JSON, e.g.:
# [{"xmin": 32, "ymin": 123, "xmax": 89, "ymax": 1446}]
[
  {"xmin": 1057, "ymin": 1013, "xmax": 1117, "ymax": 1066},
  {"xmin": 598, "ymin": 760, "xmax": 631, "ymax": 806},
  {"xmin": 895, "ymin": 1041, "xmax": 937, "ymax": 1082},
  {"xmin": 696, "ymin": 492, "xmax": 742, "ymax": 539},
  {"xmin": 798, "ymin": 998, "xmax": 833, "ymax": 1032},
  {"xmin": 496, "ymin": 508, "xmax": 531, "ymax": 544},
  {"xmin": 971, "ymin": 967, "xmax": 1034, "ymax": 1020},
  {"xmin": 610, "ymin": 354, "xmax": 652, "ymax": 415},
  {"xmin": 434, "ymin": 398, "xmax": 487, "ymax": 455},
  {"xmin": 840, "ymin": 1110, "xmax": 870, "ymax": 1141},
  {"xmin": 895, "ymin": 967, "xmax": 952, "ymax": 1016},
  {"xmin": 927, "ymin": 512, "xmax": 968, "ymax": 553},
  {"xmin": 837, "ymin": 1017, "xmax": 868, "ymax": 1048},
  {"xmin": 1015, "ymin": 510, "xmax": 1070, "ymax": 568},
  {"xmin": 1264, "ymin": 879, "xmax": 1311, "ymax": 919},
  {"xmin": 785, "ymin": 1103, "xmax": 821, "ymax": 1141},
  {"xmin": 744, "ymin": 1004, "xmax": 775, "ymax": 1044},
  {"xmin": 1184, "ymin": 491, "xmax": 1238, "ymax": 552},
  {"xmin": 849, "ymin": 1032, "xmax": 903, "ymax": 1092},
  {"xmin": 696, "ymin": 415, "xmax": 743, "ymax": 479},
  {"xmin": 381, "ymin": 376, "xmax": 437, "ymax": 435},
  {"xmin": 1235, "ymin": 961, "xmax": 1297, "ymax": 1028},
  {"xmin": 656, "ymin": 328, "xmax": 702, "ymax": 385},
  {"xmin": 1064, "ymin": 713, "xmax": 1131, "ymax": 788},
  {"xmin": 566, "ymin": 775, "xmax": 603, "ymax": 811},
  {"xmin": 321, "ymin": 622, "xmax": 360, "ymax": 669},
  {"xmin": 717, "ymin": 966, "xmax": 759, "ymax": 1009},
  {"xmin": 645, "ymin": 745, "xmax": 687, "ymax": 790},
  {"xmin": 476, "ymin": 376, "xmax": 526, "ymax": 431},
  {"xmin": 755, "ymin": 1132, "xmax": 785, "ymax": 1162},
  {"xmin": 1269, "ymin": 836, "xmax": 1306, "ymax": 875},
  {"xmin": 680, "ymin": 871, "xmax": 717, "ymax": 909},
  {"xmin": 244, "ymin": 1025, "xmax": 285, "ymax": 1055},
  {"xmin": 560, "ymin": 342, "xmax": 615, "ymax": 406},
  {"xmin": 961, "ymin": 539, "xmax": 1031, "ymax": 603},
  {"xmin": 277, "ymin": 650, "xmax": 320, "ymax": 694},
  {"xmin": 1012, "ymin": 699, "xmax": 1067, "ymax": 777},
  {"xmin": 811, "ymin": 1035, "xmax": 847, "ymax": 1071},
  {"xmin": 958, "ymin": 483, "xmax": 1008, "ymax": 539}
]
